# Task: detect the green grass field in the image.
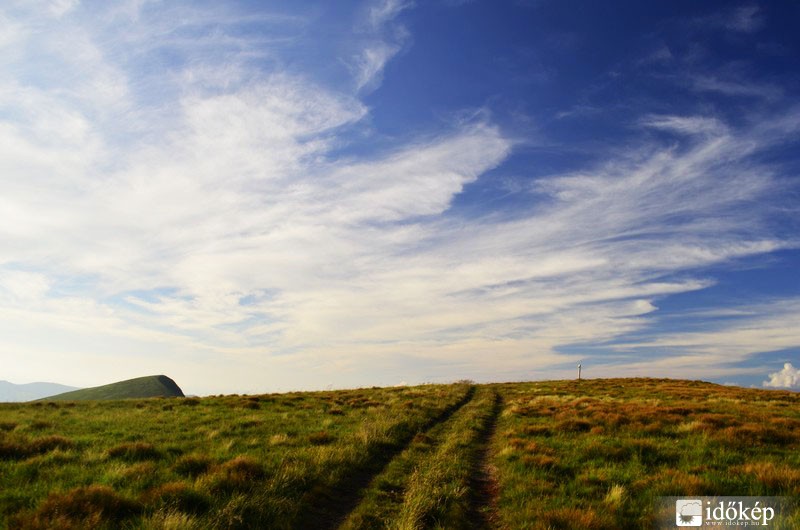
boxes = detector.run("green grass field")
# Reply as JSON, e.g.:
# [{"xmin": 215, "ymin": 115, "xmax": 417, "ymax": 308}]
[{"xmin": 1, "ymin": 379, "xmax": 798, "ymax": 529}]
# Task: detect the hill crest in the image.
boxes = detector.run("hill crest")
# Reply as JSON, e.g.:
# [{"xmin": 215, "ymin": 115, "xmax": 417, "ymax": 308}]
[{"xmin": 43, "ymin": 375, "xmax": 184, "ymax": 401}]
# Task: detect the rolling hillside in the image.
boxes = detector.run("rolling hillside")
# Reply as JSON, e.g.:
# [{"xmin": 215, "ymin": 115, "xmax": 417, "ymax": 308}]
[{"xmin": 42, "ymin": 375, "xmax": 184, "ymax": 401}]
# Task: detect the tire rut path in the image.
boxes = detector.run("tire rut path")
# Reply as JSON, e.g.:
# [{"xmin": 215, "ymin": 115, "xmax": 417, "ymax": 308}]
[
  {"xmin": 468, "ymin": 390, "xmax": 503, "ymax": 530},
  {"xmin": 295, "ymin": 385, "xmax": 477, "ymax": 530}
]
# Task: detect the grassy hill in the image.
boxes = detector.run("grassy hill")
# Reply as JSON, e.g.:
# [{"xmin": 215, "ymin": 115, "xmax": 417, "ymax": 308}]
[
  {"xmin": 1, "ymin": 379, "xmax": 797, "ymax": 528},
  {"xmin": 42, "ymin": 375, "xmax": 184, "ymax": 401}
]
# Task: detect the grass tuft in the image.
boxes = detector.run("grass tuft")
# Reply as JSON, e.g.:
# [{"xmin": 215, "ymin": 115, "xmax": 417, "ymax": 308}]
[
  {"xmin": 141, "ymin": 481, "xmax": 211, "ymax": 514},
  {"xmin": 107, "ymin": 442, "xmax": 162, "ymax": 461},
  {"xmin": 308, "ymin": 430, "xmax": 335, "ymax": 445},
  {"xmin": 604, "ymin": 484, "xmax": 626, "ymax": 507},
  {"xmin": 172, "ymin": 454, "xmax": 213, "ymax": 478},
  {"xmin": 0, "ymin": 440, "xmax": 30, "ymax": 460},
  {"xmin": 738, "ymin": 462, "xmax": 800, "ymax": 493},
  {"xmin": 15, "ymin": 485, "xmax": 141, "ymax": 529},
  {"xmin": 0, "ymin": 435, "xmax": 75, "ymax": 460},
  {"xmin": 535, "ymin": 507, "xmax": 607, "ymax": 530},
  {"xmin": 30, "ymin": 435, "xmax": 75, "ymax": 453},
  {"xmin": 207, "ymin": 456, "xmax": 266, "ymax": 494}
]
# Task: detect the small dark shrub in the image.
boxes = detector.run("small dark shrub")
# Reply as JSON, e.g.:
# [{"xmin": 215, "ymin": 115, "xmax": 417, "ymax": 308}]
[{"xmin": 0, "ymin": 421, "xmax": 18, "ymax": 432}]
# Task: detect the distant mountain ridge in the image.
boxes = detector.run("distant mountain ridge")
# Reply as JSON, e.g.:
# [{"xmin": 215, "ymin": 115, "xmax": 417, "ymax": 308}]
[
  {"xmin": 0, "ymin": 381, "xmax": 81, "ymax": 402},
  {"xmin": 43, "ymin": 375, "xmax": 185, "ymax": 401}
]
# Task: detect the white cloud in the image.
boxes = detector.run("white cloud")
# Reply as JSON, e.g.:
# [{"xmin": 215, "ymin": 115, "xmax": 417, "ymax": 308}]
[
  {"xmin": 641, "ymin": 44, "xmax": 673, "ymax": 65},
  {"xmin": 366, "ymin": 0, "xmax": 413, "ymax": 30},
  {"xmin": 0, "ymin": 271, "xmax": 51, "ymax": 303},
  {"xmin": 8, "ymin": 0, "xmax": 80, "ymax": 18},
  {"xmin": 351, "ymin": 0, "xmax": 411, "ymax": 92},
  {"xmin": 720, "ymin": 5, "xmax": 764, "ymax": 34},
  {"xmin": 763, "ymin": 362, "xmax": 800, "ymax": 389},
  {"xmin": 0, "ymin": 2, "xmax": 797, "ymax": 392},
  {"xmin": 353, "ymin": 41, "xmax": 402, "ymax": 91},
  {"xmin": 601, "ymin": 298, "xmax": 800, "ymax": 383},
  {"xmin": 688, "ymin": 75, "xmax": 783, "ymax": 101},
  {"xmin": 693, "ymin": 5, "xmax": 764, "ymax": 35},
  {"xmin": 641, "ymin": 115, "xmax": 727, "ymax": 136}
]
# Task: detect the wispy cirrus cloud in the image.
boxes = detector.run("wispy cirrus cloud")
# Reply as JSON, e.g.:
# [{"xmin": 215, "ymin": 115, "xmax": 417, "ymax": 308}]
[
  {"xmin": 603, "ymin": 298, "xmax": 800, "ymax": 379},
  {"xmin": 688, "ymin": 74, "xmax": 783, "ymax": 101},
  {"xmin": 351, "ymin": 0, "xmax": 411, "ymax": 92},
  {"xmin": 366, "ymin": 0, "xmax": 413, "ymax": 29},
  {"xmin": 698, "ymin": 5, "xmax": 764, "ymax": 34}
]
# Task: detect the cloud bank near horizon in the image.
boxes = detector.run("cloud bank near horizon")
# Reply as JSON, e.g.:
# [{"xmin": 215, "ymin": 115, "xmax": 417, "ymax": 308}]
[
  {"xmin": 0, "ymin": 1, "xmax": 798, "ymax": 394},
  {"xmin": 764, "ymin": 363, "xmax": 800, "ymax": 389}
]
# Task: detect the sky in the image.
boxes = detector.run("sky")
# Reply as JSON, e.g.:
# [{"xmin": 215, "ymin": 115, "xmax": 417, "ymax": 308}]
[{"xmin": 1, "ymin": 0, "xmax": 799, "ymax": 395}]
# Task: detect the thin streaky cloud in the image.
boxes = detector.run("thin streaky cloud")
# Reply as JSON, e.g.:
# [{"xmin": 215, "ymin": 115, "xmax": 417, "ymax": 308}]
[
  {"xmin": 351, "ymin": 0, "xmax": 411, "ymax": 92},
  {"xmin": 366, "ymin": 0, "xmax": 413, "ymax": 30},
  {"xmin": 689, "ymin": 74, "xmax": 783, "ymax": 101},
  {"xmin": 688, "ymin": 4, "xmax": 764, "ymax": 35}
]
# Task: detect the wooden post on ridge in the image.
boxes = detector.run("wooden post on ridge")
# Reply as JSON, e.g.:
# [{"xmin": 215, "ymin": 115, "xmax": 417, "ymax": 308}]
[{"xmin": 578, "ymin": 363, "xmax": 582, "ymax": 381}]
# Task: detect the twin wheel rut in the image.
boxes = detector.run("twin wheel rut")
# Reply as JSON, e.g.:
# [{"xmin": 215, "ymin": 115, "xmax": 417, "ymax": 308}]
[
  {"xmin": 297, "ymin": 386, "xmax": 503, "ymax": 530},
  {"xmin": 469, "ymin": 391, "xmax": 504, "ymax": 529}
]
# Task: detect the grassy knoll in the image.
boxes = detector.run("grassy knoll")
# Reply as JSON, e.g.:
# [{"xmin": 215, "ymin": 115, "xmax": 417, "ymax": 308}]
[
  {"xmin": 1, "ymin": 378, "xmax": 798, "ymax": 529},
  {"xmin": 42, "ymin": 375, "xmax": 184, "ymax": 401},
  {"xmin": 491, "ymin": 378, "xmax": 800, "ymax": 529}
]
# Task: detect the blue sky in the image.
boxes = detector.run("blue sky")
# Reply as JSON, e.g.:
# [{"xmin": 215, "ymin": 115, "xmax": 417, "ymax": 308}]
[{"xmin": 1, "ymin": 0, "xmax": 798, "ymax": 395}]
